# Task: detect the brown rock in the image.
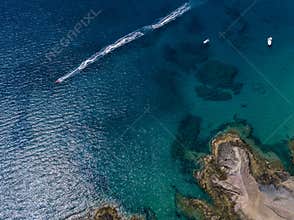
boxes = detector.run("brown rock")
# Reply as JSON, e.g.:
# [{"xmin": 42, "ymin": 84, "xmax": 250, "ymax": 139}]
[{"xmin": 94, "ymin": 206, "xmax": 121, "ymax": 220}]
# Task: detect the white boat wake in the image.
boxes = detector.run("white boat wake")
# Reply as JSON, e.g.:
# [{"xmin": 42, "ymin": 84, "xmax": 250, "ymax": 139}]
[{"xmin": 56, "ymin": 2, "xmax": 194, "ymax": 83}]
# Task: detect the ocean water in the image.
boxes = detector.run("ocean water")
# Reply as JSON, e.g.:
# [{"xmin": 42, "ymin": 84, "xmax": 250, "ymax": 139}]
[{"xmin": 1, "ymin": 0, "xmax": 294, "ymax": 219}]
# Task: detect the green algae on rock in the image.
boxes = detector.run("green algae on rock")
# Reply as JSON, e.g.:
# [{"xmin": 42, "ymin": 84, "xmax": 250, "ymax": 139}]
[{"xmin": 177, "ymin": 131, "xmax": 294, "ymax": 220}]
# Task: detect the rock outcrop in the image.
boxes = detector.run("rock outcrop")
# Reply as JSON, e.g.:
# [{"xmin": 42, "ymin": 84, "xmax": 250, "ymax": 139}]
[
  {"xmin": 177, "ymin": 130, "xmax": 294, "ymax": 220},
  {"xmin": 94, "ymin": 206, "xmax": 121, "ymax": 220},
  {"xmin": 68, "ymin": 205, "xmax": 144, "ymax": 220}
]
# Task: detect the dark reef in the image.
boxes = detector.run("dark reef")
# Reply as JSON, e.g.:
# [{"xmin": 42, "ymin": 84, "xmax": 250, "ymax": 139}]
[
  {"xmin": 195, "ymin": 60, "xmax": 243, "ymax": 101},
  {"xmin": 195, "ymin": 85, "xmax": 232, "ymax": 101},
  {"xmin": 196, "ymin": 60, "xmax": 238, "ymax": 89},
  {"xmin": 171, "ymin": 114, "xmax": 206, "ymax": 175},
  {"xmin": 171, "ymin": 115, "xmax": 202, "ymax": 159}
]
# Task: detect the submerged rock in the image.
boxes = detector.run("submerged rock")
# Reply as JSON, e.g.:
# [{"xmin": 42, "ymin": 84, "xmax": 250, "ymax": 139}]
[
  {"xmin": 142, "ymin": 207, "xmax": 157, "ymax": 220},
  {"xmin": 195, "ymin": 85, "xmax": 232, "ymax": 101},
  {"xmin": 288, "ymin": 139, "xmax": 294, "ymax": 165},
  {"xmin": 68, "ymin": 205, "xmax": 143, "ymax": 220},
  {"xmin": 196, "ymin": 60, "xmax": 238, "ymax": 89},
  {"xmin": 171, "ymin": 114, "xmax": 202, "ymax": 160},
  {"xmin": 171, "ymin": 114, "xmax": 204, "ymax": 175},
  {"xmin": 195, "ymin": 60, "xmax": 243, "ymax": 101},
  {"xmin": 176, "ymin": 192, "xmax": 220, "ymax": 220},
  {"xmin": 177, "ymin": 131, "xmax": 294, "ymax": 220}
]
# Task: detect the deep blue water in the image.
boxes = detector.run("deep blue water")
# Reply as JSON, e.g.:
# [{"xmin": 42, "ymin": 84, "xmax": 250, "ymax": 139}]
[{"xmin": 1, "ymin": 0, "xmax": 294, "ymax": 219}]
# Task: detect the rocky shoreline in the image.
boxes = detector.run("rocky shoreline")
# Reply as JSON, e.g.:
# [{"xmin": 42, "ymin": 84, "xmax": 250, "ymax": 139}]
[
  {"xmin": 176, "ymin": 125, "xmax": 294, "ymax": 220},
  {"xmin": 67, "ymin": 122, "xmax": 294, "ymax": 220}
]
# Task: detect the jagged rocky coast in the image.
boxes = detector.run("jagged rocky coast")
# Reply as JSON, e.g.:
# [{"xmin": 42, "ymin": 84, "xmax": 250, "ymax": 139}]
[{"xmin": 177, "ymin": 124, "xmax": 294, "ymax": 220}]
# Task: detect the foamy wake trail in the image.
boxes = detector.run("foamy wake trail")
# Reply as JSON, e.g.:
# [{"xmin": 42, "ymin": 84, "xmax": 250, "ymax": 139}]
[
  {"xmin": 55, "ymin": 31, "xmax": 145, "ymax": 83},
  {"xmin": 56, "ymin": 2, "xmax": 192, "ymax": 83},
  {"xmin": 151, "ymin": 2, "xmax": 191, "ymax": 29}
]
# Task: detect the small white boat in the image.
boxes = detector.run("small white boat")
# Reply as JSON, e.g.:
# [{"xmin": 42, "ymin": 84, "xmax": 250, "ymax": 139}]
[
  {"xmin": 267, "ymin": 36, "xmax": 272, "ymax": 47},
  {"xmin": 203, "ymin": 38, "xmax": 210, "ymax": 45}
]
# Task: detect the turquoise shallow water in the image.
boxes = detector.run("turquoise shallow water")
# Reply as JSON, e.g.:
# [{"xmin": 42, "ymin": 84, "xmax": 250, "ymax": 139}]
[{"xmin": 1, "ymin": 0, "xmax": 294, "ymax": 219}]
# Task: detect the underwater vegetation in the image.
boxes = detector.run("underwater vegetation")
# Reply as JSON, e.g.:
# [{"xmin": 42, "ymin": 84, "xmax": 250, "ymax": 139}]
[
  {"xmin": 162, "ymin": 41, "xmax": 209, "ymax": 72},
  {"xmin": 195, "ymin": 60, "xmax": 243, "ymax": 101},
  {"xmin": 171, "ymin": 114, "xmax": 202, "ymax": 160},
  {"xmin": 171, "ymin": 114, "xmax": 203, "ymax": 175},
  {"xmin": 195, "ymin": 85, "xmax": 233, "ymax": 101}
]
